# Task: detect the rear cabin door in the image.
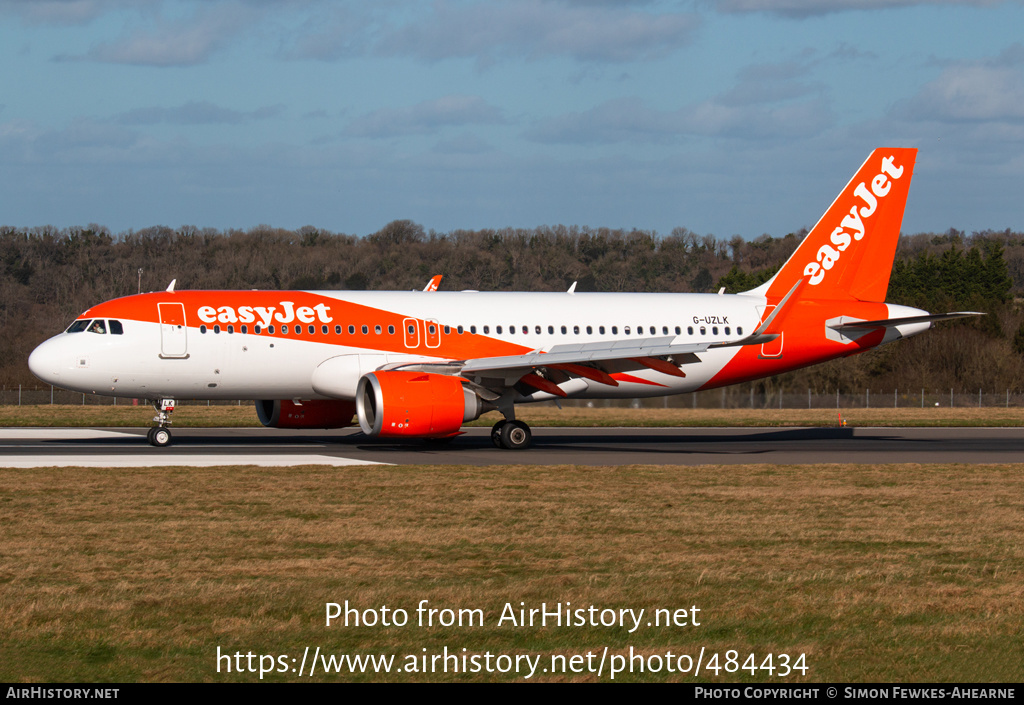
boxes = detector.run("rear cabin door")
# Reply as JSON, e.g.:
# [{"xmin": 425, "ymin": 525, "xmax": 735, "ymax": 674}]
[{"xmin": 756, "ymin": 305, "xmax": 783, "ymax": 358}]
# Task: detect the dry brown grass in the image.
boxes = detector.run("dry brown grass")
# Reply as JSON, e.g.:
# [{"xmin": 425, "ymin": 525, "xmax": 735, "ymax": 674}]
[{"xmin": 1, "ymin": 463, "xmax": 1022, "ymax": 682}]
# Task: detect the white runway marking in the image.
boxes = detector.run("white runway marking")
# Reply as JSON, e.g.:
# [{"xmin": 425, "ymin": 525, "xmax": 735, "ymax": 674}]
[
  {"xmin": 0, "ymin": 429, "xmax": 386, "ymax": 467},
  {"xmin": 0, "ymin": 455, "xmax": 386, "ymax": 468},
  {"xmin": 0, "ymin": 429, "xmax": 140, "ymax": 439}
]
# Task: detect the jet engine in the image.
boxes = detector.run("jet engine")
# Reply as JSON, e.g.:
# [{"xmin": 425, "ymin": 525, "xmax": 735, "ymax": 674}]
[
  {"xmin": 256, "ymin": 399, "xmax": 357, "ymax": 429},
  {"xmin": 356, "ymin": 371, "xmax": 484, "ymax": 438}
]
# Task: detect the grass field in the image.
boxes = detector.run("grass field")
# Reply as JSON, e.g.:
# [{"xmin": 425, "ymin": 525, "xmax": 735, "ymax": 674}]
[
  {"xmin": 4, "ymin": 404, "xmax": 1024, "ymax": 428},
  {"xmin": 2, "ymin": 462, "xmax": 1021, "ymax": 682}
]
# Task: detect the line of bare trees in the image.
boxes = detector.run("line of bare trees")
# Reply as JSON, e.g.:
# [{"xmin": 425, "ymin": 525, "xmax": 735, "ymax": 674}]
[{"xmin": 2, "ymin": 221, "xmax": 1023, "ymax": 392}]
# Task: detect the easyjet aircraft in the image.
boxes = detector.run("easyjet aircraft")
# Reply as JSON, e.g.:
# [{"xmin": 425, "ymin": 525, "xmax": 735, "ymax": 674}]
[{"xmin": 28, "ymin": 148, "xmax": 976, "ymax": 449}]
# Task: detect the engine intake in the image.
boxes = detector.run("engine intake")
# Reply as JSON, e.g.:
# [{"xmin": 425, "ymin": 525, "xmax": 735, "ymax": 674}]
[
  {"xmin": 256, "ymin": 399, "xmax": 357, "ymax": 429},
  {"xmin": 356, "ymin": 371, "xmax": 483, "ymax": 438}
]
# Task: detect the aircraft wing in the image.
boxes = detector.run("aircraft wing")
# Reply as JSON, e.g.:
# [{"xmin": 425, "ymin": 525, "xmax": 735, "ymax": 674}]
[{"xmin": 460, "ymin": 337, "xmax": 704, "ymax": 374}]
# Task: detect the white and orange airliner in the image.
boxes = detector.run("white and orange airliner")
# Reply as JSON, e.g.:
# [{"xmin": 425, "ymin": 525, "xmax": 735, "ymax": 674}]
[{"xmin": 28, "ymin": 148, "xmax": 976, "ymax": 449}]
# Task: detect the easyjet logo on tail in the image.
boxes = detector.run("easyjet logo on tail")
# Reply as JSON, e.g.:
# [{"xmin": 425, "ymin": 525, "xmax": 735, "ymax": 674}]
[{"xmin": 803, "ymin": 155, "xmax": 905, "ymax": 286}]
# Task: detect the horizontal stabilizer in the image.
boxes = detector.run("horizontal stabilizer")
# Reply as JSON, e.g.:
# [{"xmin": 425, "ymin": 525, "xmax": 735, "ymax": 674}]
[{"xmin": 829, "ymin": 311, "xmax": 983, "ymax": 332}]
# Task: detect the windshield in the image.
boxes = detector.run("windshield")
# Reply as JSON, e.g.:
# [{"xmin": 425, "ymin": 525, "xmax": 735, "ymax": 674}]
[{"xmin": 66, "ymin": 320, "xmax": 91, "ymax": 333}]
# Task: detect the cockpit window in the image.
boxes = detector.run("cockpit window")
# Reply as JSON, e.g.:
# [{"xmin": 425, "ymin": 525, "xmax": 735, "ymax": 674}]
[
  {"xmin": 88, "ymin": 320, "xmax": 107, "ymax": 334},
  {"xmin": 66, "ymin": 320, "xmax": 91, "ymax": 333},
  {"xmin": 109, "ymin": 320, "xmax": 124, "ymax": 335}
]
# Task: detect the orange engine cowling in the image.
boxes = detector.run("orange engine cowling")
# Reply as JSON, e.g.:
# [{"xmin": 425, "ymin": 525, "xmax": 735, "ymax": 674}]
[
  {"xmin": 356, "ymin": 371, "xmax": 483, "ymax": 438},
  {"xmin": 256, "ymin": 399, "xmax": 357, "ymax": 429}
]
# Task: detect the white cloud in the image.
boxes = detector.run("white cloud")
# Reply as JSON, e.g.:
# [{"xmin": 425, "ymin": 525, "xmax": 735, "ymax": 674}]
[
  {"xmin": 526, "ymin": 57, "xmax": 832, "ymax": 144},
  {"xmin": 64, "ymin": 3, "xmax": 259, "ymax": 66},
  {"xmin": 346, "ymin": 95, "xmax": 506, "ymax": 138},
  {"xmin": 115, "ymin": 101, "xmax": 286, "ymax": 125},
  {"xmin": 375, "ymin": 0, "xmax": 698, "ymax": 64},
  {"xmin": 708, "ymin": 0, "xmax": 1010, "ymax": 17},
  {"xmin": 897, "ymin": 45, "xmax": 1024, "ymax": 123}
]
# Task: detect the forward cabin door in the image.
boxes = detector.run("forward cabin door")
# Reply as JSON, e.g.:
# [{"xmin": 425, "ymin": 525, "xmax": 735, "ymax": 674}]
[
  {"xmin": 158, "ymin": 302, "xmax": 189, "ymax": 358},
  {"xmin": 756, "ymin": 305, "xmax": 783, "ymax": 358}
]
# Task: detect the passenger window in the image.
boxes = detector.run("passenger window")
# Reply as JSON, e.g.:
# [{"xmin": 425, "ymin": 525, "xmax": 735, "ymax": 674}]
[
  {"xmin": 268, "ymin": 325, "xmax": 275, "ymax": 334},
  {"xmin": 484, "ymin": 326, "xmax": 490, "ymax": 334},
  {"xmin": 375, "ymin": 325, "xmax": 382, "ymax": 334},
  {"xmin": 509, "ymin": 326, "xmax": 515, "ymax": 335},
  {"xmin": 534, "ymin": 325, "xmax": 541, "ymax": 334},
  {"xmin": 457, "ymin": 325, "xmax": 464, "ymax": 334},
  {"xmin": 612, "ymin": 326, "xmax": 618, "ymax": 334},
  {"xmin": 470, "ymin": 326, "xmax": 477, "ymax": 334},
  {"xmin": 573, "ymin": 325, "xmax": 579, "ymax": 334},
  {"xmin": 663, "ymin": 326, "xmax": 669, "ymax": 335},
  {"xmin": 522, "ymin": 326, "xmax": 528, "ymax": 334},
  {"xmin": 444, "ymin": 325, "xmax": 451, "ymax": 335},
  {"xmin": 362, "ymin": 325, "xmax": 369, "ymax": 334},
  {"xmin": 255, "ymin": 325, "xmax": 262, "ymax": 334},
  {"xmin": 281, "ymin": 325, "xmax": 288, "ymax": 334},
  {"xmin": 700, "ymin": 326, "xmax": 706, "ymax": 335},
  {"xmin": 109, "ymin": 320, "xmax": 124, "ymax": 335},
  {"xmin": 713, "ymin": 326, "xmax": 718, "ymax": 335},
  {"xmin": 349, "ymin": 325, "xmax": 356, "ymax": 334},
  {"xmin": 497, "ymin": 326, "xmax": 502, "ymax": 334},
  {"xmin": 428, "ymin": 324, "xmax": 436, "ymax": 335},
  {"xmin": 293, "ymin": 326, "xmax": 300, "ymax": 335},
  {"xmin": 548, "ymin": 325, "xmax": 554, "ymax": 334},
  {"xmin": 688, "ymin": 326, "xmax": 694, "ymax": 335},
  {"xmin": 215, "ymin": 325, "xmax": 222, "ymax": 334},
  {"xmin": 586, "ymin": 326, "xmax": 592, "ymax": 334},
  {"xmin": 200, "ymin": 325, "xmax": 208, "ymax": 334},
  {"xmin": 625, "ymin": 326, "xmax": 631, "ymax": 334},
  {"xmin": 389, "ymin": 325, "xmax": 395, "ymax": 334},
  {"xmin": 335, "ymin": 325, "xmax": 341, "ymax": 334},
  {"xmin": 725, "ymin": 327, "xmax": 731, "ymax": 335},
  {"xmin": 560, "ymin": 325, "xmax": 567, "ymax": 334},
  {"xmin": 322, "ymin": 325, "xmax": 328, "ymax": 335},
  {"xmin": 675, "ymin": 326, "xmax": 681, "ymax": 335},
  {"xmin": 241, "ymin": 325, "xmax": 248, "ymax": 334},
  {"xmin": 737, "ymin": 327, "xmax": 743, "ymax": 335},
  {"xmin": 228, "ymin": 325, "xmax": 235, "ymax": 334}
]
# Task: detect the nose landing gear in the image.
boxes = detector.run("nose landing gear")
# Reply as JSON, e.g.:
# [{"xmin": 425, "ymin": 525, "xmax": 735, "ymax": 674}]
[{"xmin": 148, "ymin": 398, "xmax": 176, "ymax": 447}]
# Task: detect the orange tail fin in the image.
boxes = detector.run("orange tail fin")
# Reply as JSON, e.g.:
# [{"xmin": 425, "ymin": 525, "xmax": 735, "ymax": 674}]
[{"xmin": 751, "ymin": 148, "xmax": 917, "ymax": 303}]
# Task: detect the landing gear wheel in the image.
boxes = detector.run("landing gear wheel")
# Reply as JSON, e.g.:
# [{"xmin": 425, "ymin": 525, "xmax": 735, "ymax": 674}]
[
  {"xmin": 500, "ymin": 420, "xmax": 532, "ymax": 450},
  {"xmin": 491, "ymin": 420, "xmax": 508, "ymax": 448},
  {"xmin": 149, "ymin": 427, "xmax": 172, "ymax": 447}
]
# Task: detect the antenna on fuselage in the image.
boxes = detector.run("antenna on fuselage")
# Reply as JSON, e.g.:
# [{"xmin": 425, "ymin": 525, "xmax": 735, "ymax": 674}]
[{"xmin": 166, "ymin": 279, "xmax": 176, "ymax": 293}]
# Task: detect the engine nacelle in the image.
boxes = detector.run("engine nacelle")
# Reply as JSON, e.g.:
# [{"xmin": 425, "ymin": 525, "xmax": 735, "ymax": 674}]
[
  {"xmin": 256, "ymin": 399, "xmax": 357, "ymax": 429},
  {"xmin": 356, "ymin": 371, "xmax": 483, "ymax": 438}
]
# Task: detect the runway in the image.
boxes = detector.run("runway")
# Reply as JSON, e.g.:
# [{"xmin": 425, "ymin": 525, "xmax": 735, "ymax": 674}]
[{"xmin": 1, "ymin": 426, "xmax": 1020, "ymax": 467}]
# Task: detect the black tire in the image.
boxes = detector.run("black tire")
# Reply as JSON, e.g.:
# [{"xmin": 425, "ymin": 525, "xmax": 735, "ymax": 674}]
[
  {"xmin": 500, "ymin": 420, "xmax": 532, "ymax": 450},
  {"xmin": 150, "ymin": 427, "xmax": 172, "ymax": 447},
  {"xmin": 491, "ymin": 420, "xmax": 507, "ymax": 448},
  {"xmin": 146, "ymin": 427, "xmax": 157, "ymax": 445}
]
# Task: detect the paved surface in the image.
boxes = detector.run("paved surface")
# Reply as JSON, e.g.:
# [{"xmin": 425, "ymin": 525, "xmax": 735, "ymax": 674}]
[{"xmin": 1, "ymin": 426, "xmax": 1020, "ymax": 467}]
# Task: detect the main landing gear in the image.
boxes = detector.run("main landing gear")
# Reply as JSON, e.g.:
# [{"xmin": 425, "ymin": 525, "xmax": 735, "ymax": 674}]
[
  {"xmin": 148, "ymin": 398, "xmax": 176, "ymax": 447},
  {"xmin": 491, "ymin": 419, "xmax": 532, "ymax": 450}
]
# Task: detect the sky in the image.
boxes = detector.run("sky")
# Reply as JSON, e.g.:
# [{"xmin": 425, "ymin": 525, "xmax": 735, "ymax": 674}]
[{"xmin": 3, "ymin": 0, "xmax": 1024, "ymax": 239}]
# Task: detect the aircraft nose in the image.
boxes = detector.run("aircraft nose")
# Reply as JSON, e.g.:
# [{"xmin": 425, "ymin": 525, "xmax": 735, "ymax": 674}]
[{"xmin": 28, "ymin": 337, "xmax": 64, "ymax": 384}]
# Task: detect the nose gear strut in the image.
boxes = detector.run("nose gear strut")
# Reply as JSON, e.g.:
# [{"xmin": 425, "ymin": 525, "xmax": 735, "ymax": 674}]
[{"xmin": 148, "ymin": 398, "xmax": 176, "ymax": 447}]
